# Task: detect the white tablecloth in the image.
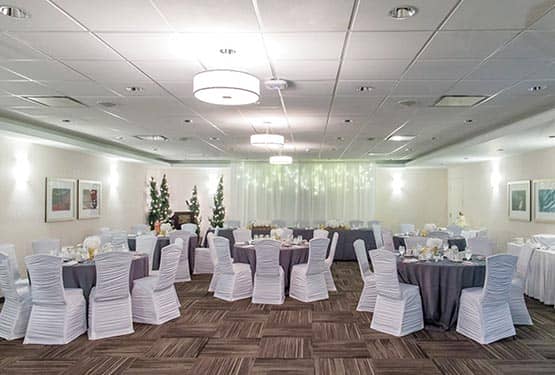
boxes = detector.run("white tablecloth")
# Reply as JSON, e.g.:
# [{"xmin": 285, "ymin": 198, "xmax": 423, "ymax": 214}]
[
  {"xmin": 461, "ymin": 228, "xmax": 487, "ymax": 240},
  {"xmin": 526, "ymin": 248, "xmax": 555, "ymax": 305},
  {"xmin": 533, "ymin": 234, "xmax": 555, "ymax": 248}
]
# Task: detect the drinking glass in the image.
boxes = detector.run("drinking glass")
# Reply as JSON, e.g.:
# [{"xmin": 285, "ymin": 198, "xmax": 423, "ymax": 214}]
[
  {"xmin": 465, "ymin": 248, "xmax": 472, "ymax": 261},
  {"xmin": 399, "ymin": 246, "xmax": 405, "ymax": 257}
]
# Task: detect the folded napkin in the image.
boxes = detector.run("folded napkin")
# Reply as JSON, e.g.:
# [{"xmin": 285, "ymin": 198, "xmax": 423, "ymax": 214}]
[{"xmin": 403, "ymin": 258, "xmax": 419, "ymax": 263}]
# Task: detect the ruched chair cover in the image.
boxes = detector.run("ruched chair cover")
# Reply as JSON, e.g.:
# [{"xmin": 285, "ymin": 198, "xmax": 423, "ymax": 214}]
[
  {"xmin": 24, "ymin": 255, "xmax": 86, "ymax": 344},
  {"xmin": 136, "ymin": 234, "xmax": 157, "ymax": 271},
  {"xmin": 181, "ymin": 223, "xmax": 198, "ymax": 234},
  {"xmin": 369, "ymin": 249, "xmax": 424, "ymax": 337},
  {"xmin": 381, "ymin": 229, "xmax": 395, "ymax": 251},
  {"xmin": 0, "ymin": 244, "xmax": 28, "ymax": 288},
  {"xmin": 423, "ymin": 223, "xmax": 437, "ymax": 232},
  {"xmin": 372, "ymin": 224, "xmax": 384, "ymax": 249},
  {"xmin": 456, "ymin": 254, "xmax": 517, "ymax": 344},
  {"xmin": 252, "ymin": 240, "xmax": 284, "ymax": 304},
  {"xmin": 510, "ymin": 245, "xmax": 534, "ymax": 325},
  {"xmin": 426, "ymin": 237, "xmax": 444, "ymax": 249},
  {"xmin": 130, "ymin": 224, "xmax": 150, "ymax": 235},
  {"xmin": 290, "ymin": 238, "xmax": 330, "ymax": 302},
  {"xmin": 467, "ymin": 237, "xmax": 493, "ymax": 256},
  {"xmin": 213, "ymin": 237, "xmax": 253, "ymax": 302},
  {"xmin": 132, "ymin": 244, "xmax": 181, "ymax": 325},
  {"xmin": 280, "ymin": 228, "xmax": 293, "ymax": 240},
  {"xmin": 207, "ymin": 234, "xmax": 219, "ymax": 292},
  {"xmin": 233, "ymin": 228, "xmax": 252, "ymax": 243},
  {"xmin": 31, "ymin": 238, "xmax": 61, "ymax": 255},
  {"xmin": 405, "ymin": 236, "xmax": 427, "ymax": 250},
  {"xmin": 174, "ymin": 237, "xmax": 191, "ymax": 282},
  {"xmin": 169, "ymin": 230, "xmax": 194, "ymax": 246},
  {"xmin": 313, "ymin": 229, "xmax": 329, "ymax": 239},
  {"xmin": 194, "ymin": 233, "xmax": 215, "ymax": 275},
  {"xmin": 110, "ymin": 230, "xmax": 129, "ymax": 251},
  {"xmin": 353, "ymin": 240, "xmax": 377, "ymax": 312},
  {"xmin": 324, "ymin": 232, "xmax": 339, "ymax": 291},
  {"xmin": 99, "ymin": 231, "xmax": 112, "ymax": 246},
  {"xmin": 399, "ymin": 224, "xmax": 415, "ymax": 234},
  {"xmin": 349, "ymin": 220, "xmax": 364, "ymax": 228},
  {"xmin": 88, "ymin": 252, "xmax": 134, "ymax": 340},
  {"xmin": 0, "ymin": 253, "xmax": 32, "ymax": 340}
]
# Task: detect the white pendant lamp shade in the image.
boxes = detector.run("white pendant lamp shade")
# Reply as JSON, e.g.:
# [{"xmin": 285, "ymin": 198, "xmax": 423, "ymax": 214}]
[
  {"xmin": 193, "ymin": 70, "xmax": 260, "ymax": 106},
  {"xmin": 269, "ymin": 155, "xmax": 293, "ymax": 165},
  {"xmin": 250, "ymin": 133, "xmax": 284, "ymax": 148}
]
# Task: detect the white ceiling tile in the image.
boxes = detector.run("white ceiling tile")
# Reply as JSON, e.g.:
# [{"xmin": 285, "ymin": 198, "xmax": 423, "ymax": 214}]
[
  {"xmin": 503, "ymin": 80, "xmax": 555, "ymax": 96},
  {"xmin": 64, "ymin": 60, "xmax": 150, "ymax": 82},
  {"xmin": 447, "ymin": 80, "xmax": 515, "ymax": 96},
  {"xmin": 355, "ymin": 0, "xmax": 459, "ymax": 31},
  {"xmin": 0, "ymin": 33, "xmax": 48, "ymax": 60},
  {"xmin": 98, "ymin": 33, "xmax": 199, "ymax": 61},
  {"xmin": 341, "ymin": 59, "xmax": 409, "ymax": 80},
  {"xmin": 420, "ymin": 31, "xmax": 517, "ymax": 59},
  {"xmin": 336, "ymin": 80, "xmax": 395, "ymax": 97},
  {"xmin": 0, "ymin": 60, "xmax": 87, "ymax": 81},
  {"xmin": 526, "ymin": 61, "xmax": 555, "ymax": 79},
  {"xmin": 107, "ymin": 82, "xmax": 170, "ymax": 97},
  {"xmin": 0, "ymin": 95, "xmax": 42, "ymax": 107},
  {"xmin": 0, "ymin": 0, "xmax": 83, "ymax": 31},
  {"xmin": 281, "ymin": 81, "xmax": 335, "ymax": 96},
  {"xmin": 153, "ymin": 0, "xmax": 259, "ymax": 32},
  {"xmin": 392, "ymin": 80, "xmax": 455, "ymax": 96},
  {"xmin": 258, "ymin": 0, "xmax": 354, "ymax": 32},
  {"xmin": 39, "ymin": 80, "xmax": 115, "ymax": 96},
  {"xmin": 53, "ymin": 0, "xmax": 171, "ymax": 32},
  {"xmin": 405, "ymin": 59, "xmax": 480, "ymax": 80},
  {"xmin": 346, "ymin": 31, "xmax": 432, "ymax": 59},
  {"xmin": 465, "ymin": 59, "xmax": 550, "ymax": 80},
  {"xmin": 531, "ymin": 7, "xmax": 555, "ymax": 30},
  {"xmin": 158, "ymin": 81, "xmax": 193, "ymax": 99},
  {"xmin": 493, "ymin": 31, "xmax": 555, "ymax": 59},
  {"xmin": 133, "ymin": 60, "xmax": 203, "ymax": 81},
  {"xmin": 0, "ymin": 81, "xmax": 59, "ymax": 96},
  {"xmin": 0, "ymin": 67, "xmax": 27, "ymax": 80},
  {"xmin": 445, "ymin": 0, "xmax": 554, "ymax": 30},
  {"xmin": 273, "ymin": 60, "xmax": 339, "ymax": 80},
  {"xmin": 265, "ymin": 32, "xmax": 345, "ymax": 60},
  {"xmin": 283, "ymin": 96, "xmax": 331, "ymax": 114},
  {"xmin": 331, "ymin": 97, "xmax": 383, "ymax": 115}
]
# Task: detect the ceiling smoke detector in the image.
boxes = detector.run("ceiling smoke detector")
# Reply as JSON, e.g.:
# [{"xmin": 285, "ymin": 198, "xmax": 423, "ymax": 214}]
[
  {"xmin": 125, "ymin": 86, "xmax": 144, "ymax": 93},
  {"xmin": 264, "ymin": 78, "xmax": 288, "ymax": 91},
  {"xmin": 529, "ymin": 85, "xmax": 545, "ymax": 92},
  {"xmin": 389, "ymin": 6, "xmax": 417, "ymax": 20},
  {"xmin": 356, "ymin": 86, "xmax": 373, "ymax": 93},
  {"xmin": 0, "ymin": 5, "xmax": 30, "ymax": 18}
]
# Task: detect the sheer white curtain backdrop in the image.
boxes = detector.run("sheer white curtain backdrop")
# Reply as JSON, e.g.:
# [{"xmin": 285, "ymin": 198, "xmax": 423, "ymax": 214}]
[{"xmin": 230, "ymin": 162, "xmax": 375, "ymax": 226}]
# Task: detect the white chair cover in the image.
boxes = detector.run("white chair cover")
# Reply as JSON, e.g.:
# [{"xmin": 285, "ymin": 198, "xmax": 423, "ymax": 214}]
[
  {"xmin": 447, "ymin": 224, "xmax": 462, "ymax": 236},
  {"xmin": 272, "ymin": 219, "xmax": 286, "ymax": 228},
  {"xmin": 426, "ymin": 238, "xmax": 443, "ymax": 249},
  {"xmin": 213, "ymin": 237, "xmax": 253, "ymax": 301},
  {"xmin": 194, "ymin": 232, "xmax": 214, "ymax": 275},
  {"xmin": 467, "ymin": 237, "xmax": 493, "ymax": 256},
  {"xmin": 181, "ymin": 223, "xmax": 198, "ymax": 234},
  {"xmin": 224, "ymin": 220, "xmax": 241, "ymax": 228},
  {"xmin": 423, "ymin": 223, "xmax": 437, "ymax": 232},
  {"xmin": 99, "ymin": 231, "xmax": 112, "ymax": 246},
  {"xmin": 0, "ymin": 253, "xmax": 32, "ymax": 340},
  {"xmin": 399, "ymin": 224, "xmax": 415, "ymax": 234},
  {"xmin": 428, "ymin": 231, "xmax": 449, "ymax": 240},
  {"xmin": 290, "ymin": 238, "xmax": 329, "ymax": 302},
  {"xmin": 233, "ymin": 228, "xmax": 252, "ymax": 243},
  {"xmin": 510, "ymin": 244, "xmax": 534, "ymax": 325},
  {"xmin": 0, "ymin": 243, "xmax": 23, "ymax": 282},
  {"xmin": 372, "ymin": 224, "xmax": 383, "ymax": 249},
  {"xmin": 88, "ymin": 252, "xmax": 134, "ymax": 340},
  {"xmin": 405, "ymin": 236, "xmax": 427, "ymax": 251},
  {"xmin": 349, "ymin": 220, "xmax": 364, "ymax": 228},
  {"xmin": 280, "ymin": 228, "xmax": 293, "ymax": 240},
  {"xmin": 132, "ymin": 244, "xmax": 181, "ymax": 324},
  {"xmin": 252, "ymin": 239, "xmax": 284, "ymax": 304},
  {"xmin": 131, "ymin": 224, "xmax": 150, "ymax": 235},
  {"xmin": 381, "ymin": 229, "xmax": 395, "ymax": 251},
  {"xmin": 313, "ymin": 229, "xmax": 329, "ymax": 239},
  {"xmin": 324, "ymin": 232, "xmax": 339, "ymax": 291},
  {"xmin": 110, "ymin": 230, "xmax": 129, "ymax": 251},
  {"xmin": 98, "ymin": 227, "xmax": 110, "ymax": 233},
  {"xmin": 457, "ymin": 254, "xmax": 517, "ymax": 344},
  {"xmin": 174, "ymin": 237, "xmax": 192, "ymax": 282},
  {"xmin": 136, "ymin": 234, "xmax": 157, "ymax": 271},
  {"xmin": 353, "ymin": 239, "xmax": 376, "ymax": 312},
  {"xmin": 169, "ymin": 230, "xmax": 193, "ymax": 246},
  {"xmin": 31, "ymin": 239, "xmax": 61, "ymax": 255},
  {"xmin": 24, "ymin": 255, "xmax": 86, "ymax": 344},
  {"xmin": 369, "ymin": 249, "xmax": 424, "ymax": 336}
]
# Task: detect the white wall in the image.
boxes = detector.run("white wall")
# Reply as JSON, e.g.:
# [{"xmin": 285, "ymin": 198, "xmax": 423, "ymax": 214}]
[
  {"xmin": 0, "ymin": 135, "xmax": 148, "ymax": 271},
  {"xmin": 448, "ymin": 146, "xmax": 555, "ymax": 249}
]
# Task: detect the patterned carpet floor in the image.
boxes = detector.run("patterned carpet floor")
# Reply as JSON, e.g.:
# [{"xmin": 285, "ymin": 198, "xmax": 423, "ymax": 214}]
[{"xmin": 1, "ymin": 262, "xmax": 555, "ymax": 374}]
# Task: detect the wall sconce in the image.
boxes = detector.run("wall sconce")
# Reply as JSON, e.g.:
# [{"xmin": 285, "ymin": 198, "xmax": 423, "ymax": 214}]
[
  {"xmin": 490, "ymin": 161, "xmax": 501, "ymax": 194},
  {"xmin": 391, "ymin": 172, "xmax": 404, "ymax": 196},
  {"xmin": 13, "ymin": 150, "xmax": 30, "ymax": 188},
  {"xmin": 109, "ymin": 161, "xmax": 119, "ymax": 192}
]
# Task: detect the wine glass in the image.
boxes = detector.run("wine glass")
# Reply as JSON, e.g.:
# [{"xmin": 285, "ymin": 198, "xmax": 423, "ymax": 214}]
[
  {"xmin": 464, "ymin": 247, "xmax": 473, "ymax": 261},
  {"xmin": 399, "ymin": 245, "xmax": 405, "ymax": 257}
]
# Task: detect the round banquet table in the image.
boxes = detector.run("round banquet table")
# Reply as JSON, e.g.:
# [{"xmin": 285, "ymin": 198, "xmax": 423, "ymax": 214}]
[
  {"xmin": 128, "ymin": 235, "xmax": 197, "ymax": 273},
  {"xmin": 232, "ymin": 244, "xmax": 309, "ymax": 291},
  {"xmin": 393, "ymin": 235, "xmax": 467, "ymax": 251},
  {"xmin": 62, "ymin": 254, "xmax": 149, "ymax": 301},
  {"xmin": 396, "ymin": 257, "xmax": 486, "ymax": 330}
]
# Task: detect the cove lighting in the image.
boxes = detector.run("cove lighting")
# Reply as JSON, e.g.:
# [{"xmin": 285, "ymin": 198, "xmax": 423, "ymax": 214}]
[
  {"xmin": 387, "ymin": 135, "xmax": 415, "ymax": 142},
  {"xmin": 193, "ymin": 70, "xmax": 260, "ymax": 106},
  {"xmin": 269, "ymin": 155, "xmax": 292, "ymax": 165},
  {"xmin": 250, "ymin": 133, "xmax": 284, "ymax": 148}
]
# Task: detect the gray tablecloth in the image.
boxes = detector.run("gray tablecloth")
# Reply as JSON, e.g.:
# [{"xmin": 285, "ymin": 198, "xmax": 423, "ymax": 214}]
[
  {"xmin": 62, "ymin": 254, "xmax": 149, "ymax": 301},
  {"xmin": 207, "ymin": 228, "xmax": 376, "ymax": 261},
  {"xmin": 393, "ymin": 235, "xmax": 467, "ymax": 251},
  {"xmin": 232, "ymin": 244, "xmax": 309, "ymax": 291},
  {"xmin": 396, "ymin": 258, "xmax": 486, "ymax": 330},
  {"xmin": 128, "ymin": 235, "xmax": 197, "ymax": 272}
]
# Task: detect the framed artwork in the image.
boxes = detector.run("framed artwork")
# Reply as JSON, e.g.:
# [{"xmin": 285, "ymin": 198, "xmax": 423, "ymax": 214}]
[
  {"xmin": 533, "ymin": 179, "xmax": 555, "ymax": 223},
  {"xmin": 45, "ymin": 177, "xmax": 76, "ymax": 222},
  {"xmin": 507, "ymin": 180, "xmax": 531, "ymax": 221},
  {"xmin": 78, "ymin": 180, "xmax": 101, "ymax": 219}
]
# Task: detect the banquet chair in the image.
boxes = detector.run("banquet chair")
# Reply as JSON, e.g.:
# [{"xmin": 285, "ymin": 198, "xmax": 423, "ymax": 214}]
[
  {"xmin": 252, "ymin": 239, "xmax": 284, "ymax": 304},
  {"xmin": 31, "ymin": 238, "xmax": 61, "ymax": 255},
  {"xmin": 169, "ymin": 230, "xmax": 194, "ymax": 246},
  {"xmin": 233, "ymin": 228, "xmax": 252, "ymax": 243},
  {"xmin": 290, "ymin": 238, "xmax": 330, "ymax": 302},
  {"xmin": 24, "ymin": 255, "xmax": 86, "ymax": 344},
  {"xmin": 99, "ymin": 231, "xmax": 112, "ymax": 246},
  {"xmin": 280, "ymin": 228, "xmax": 293, "ymax": 240},
  {"xmin": 349, "ymin": 220, "xmax": 364, "ymax": 228},
  {"xmin": 0, "ymin": 253, "xmax": 32, "ymax": 340},
  {"xmin": 353, "ymin": 239, "xmax": 376, "ymax": 312},
  {"xmin": 447, "ymin": 224, "xmax": 462, "ymax": 236},
  {"xmin": 369, "ymin": 249, "xmax": 424, "ymax": 337},
  {"xmin": 510, "ymin": 244, "xmax": 534, "ymax": 325},
  {"xmin": 381, "ymin": 229, "xmax": 395, "ymax": 251},
  {"xmin": 423, "ymin": 223, "xmax": 437, "ymax": 232},
  {"xmin": 467, "ymin": 237, "xmax": 493, "ymax": 256},
  {"xmin": 174, "ymin": 237, "xmax": 191, "ymax": 282},
  {"xmin": 136, "ymin": 234, "xmax": 158, "ymax": 271},
  {"xmin": 405, "ymin": 236, "xmax": 427, "ymax": 251},
  {"xmin": 324, "ymin": 232, "xmax": 339, "ymax": 292},
  {"xmin": 131, "ymin": 224, "xmax": 149, "ymax": 235},
  {"xmin": 313, "ymin": 229, "xmax": 329, "ymax": 239},
  {"xmin": 426, "ymin": 238, "xmax": 444, "ymax": 249},
  {"xmin": 110, "ymin": 230, "xmax": 129, "ymax": 251},
  {"xmin": 429, "ymin": 231, "xmax": 449, "ymax": 240},
  {"xmin": 0, "ymin": 244, "xmax": 27, "ymax": 287},
  {"xmin": 272, "ymin": 219, "xmax": 286, "ymax": 228},
  {"xmin": 457, "ymin": 254, "xmax": 517, "ymax": 344},
  {"xmin": 194, "ymin": 232, "xmax": 214, "ymax": 274},
  {"xmin": 224, "ymin": 220, "xmax": 241, "ymax": 228},
  {"xmin": 213, "ymin": 237, "xmax": 253, "ymax": 302},
  {"xmin": 368, "ymin": 220, "xmax": 380, "ymax": 228},
  {"xmin": 372, "ymin": 224, "xmax": 384, "ymax": 249},
  {"xmin": 132, "ymin": 244, "xmax": 181, "ymax": 325},
  {"xmin": 399, "ymin": 224, "xmax": 415, "ymax": 234},
  {"xmin": 88, "ymin": 252, "xmax": 134, "ymax": 340},
  {"xmin": 181, "ymin": 223, "xmax": 197, "ymax": 234}
]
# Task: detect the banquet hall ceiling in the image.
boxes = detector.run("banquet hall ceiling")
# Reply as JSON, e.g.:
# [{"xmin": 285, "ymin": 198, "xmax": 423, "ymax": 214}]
[{"xmin": 0, "ymin": 0, "xmax": 554, "ymax": 163}]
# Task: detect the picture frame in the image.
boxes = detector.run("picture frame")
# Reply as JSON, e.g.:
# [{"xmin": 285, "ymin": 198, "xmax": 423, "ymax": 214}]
[
  {"xmin": 45, "ymin": 177, "xmax": 76, "ymax": 222},
  {"xmin": 78, "ymin": 180, "xmax": 102, "ymax": 219},
  {"xmin": 507, "ymin": 180, "xmax": 531, "ymax": 221},
  {"xmin": 533, "ymin": 179, "xmax": 555, "ymax": 223}
]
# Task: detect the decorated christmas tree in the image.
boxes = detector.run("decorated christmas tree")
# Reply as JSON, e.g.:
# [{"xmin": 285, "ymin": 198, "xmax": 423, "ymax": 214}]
[
  {"xmin": 209, "ymin": 176, "xmax": 225, "ymax": 228},
  {"xmin": 147, "ymin": 176, "xmax": 160, "ymax": 229},
  {"xmin": 159, "ymin": 174, "xmax": 172, "ymax": 224},
  {"xmin": 186, "ymin": 185, "xmax": 201, "ymax": 235}
]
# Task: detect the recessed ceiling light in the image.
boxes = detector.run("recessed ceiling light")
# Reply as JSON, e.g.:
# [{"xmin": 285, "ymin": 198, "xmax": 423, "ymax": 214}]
[
  {"xmin": 434, "ymin": 95, "xmax": 488, "ymax": 107},
  {"xmin": 337, "ymin": 136, "xmax": 345, "ymax": 142},
  {"xmin": 194, "ymin": 70, "xmax": 260, "ymax": 106},
  {"xmin": 179, "ymin": 137, "xmax": 190, "ymax": 142},
  {"xmin": 465, "ymin": 119, "xmax": 473, "ymax": 124},
  {"xmin": 219, "ymin": 48, "xmax": 236, "ymax": 55},
  {"xmin": 529, "ymin": 85, "xmax": 546, "ymax": 92},
  {"xmin": 134, "ymin": 135, "xmax": 168, "ymax": 142},
  {"xmin": 114, "ymin": 136, "xmax": 124, "ymax": 141},
  {"xmin": 264, "ymin": 78, "xmax": 288, "ymax": 91},
  {"xmin": 125, "ymin": 86, "xmax": 144, "ymax": 93},
  {"xmin": 367, "ymin": 152, "xmax": 387, "ymax": 156},
  {"xmin": 497, "ymin": 148, "xmax": 504, "ymax": 152},
  {"xmin": 367, "ymin": 137, "xmax": 375, "ymax": 141},
  {"xmin": 269, "ymin": 155, "xmax": 292, "ymax": 165},
  {"xmin": 183, "ymin": 119, "xmax": 192, "ymax": 124},
  {"xmin": 343, "ymin": 119, "xmax": 352, "ymax": 124},
  {"xmin": 61, "ymin": 119, "xmax": 71, "ymax": 123},
  {"xmin": 356, "ymin": 86, "xmax": 373, "ymax": 93},
  {"xmin": 549, "ymin": 135, "xmax": 555, "ymax": 139},
  {"xmin": 387, "ymin": 135, "xmax": 415, "ymax": 142},
  {"xmin": 98, "ymin": 101, "xmax": 116, "ymax": 108},
  {"xmin": 250, "ymin": 133, "xmax": 284, "ymax": 148},
  {"xmin": 389, "ymin": 6, "xmax": 417, "ymax": 20},
  {"xmin": 208, "ymin": 136, "xmax": 220, "ymax": 141},
  {"xmin": 431, "ymin": 136, "xmax": 438, "ymax": 141},
  {"xmin": 0, "ymin": 5, "xmax": 30, "ymax": 18}
]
